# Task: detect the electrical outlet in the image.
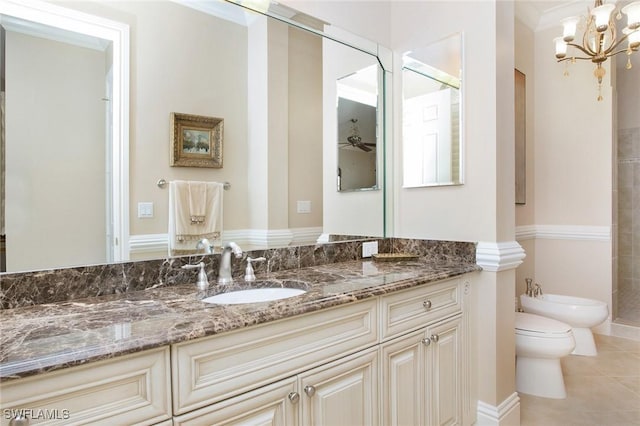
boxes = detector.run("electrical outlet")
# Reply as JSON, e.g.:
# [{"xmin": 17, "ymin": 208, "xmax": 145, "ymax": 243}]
[{"xmin": 362, "ymin": 241, "xmax": 378, "ymax": 258}]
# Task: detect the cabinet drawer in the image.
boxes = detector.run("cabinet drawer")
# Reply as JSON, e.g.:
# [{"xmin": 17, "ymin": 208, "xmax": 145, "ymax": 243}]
[
  {"xmin": 172, "ymin": 299, "xmax": 378, "ymax": 414},
  {"xmin": 380, "ymin": 278, "xmax": 460, "ymax": 340},
  {"xmin": 0, "ymin": 347, "xmax": 171, "ymax": 426},
  {"xmin": 173, "ymin": 377, "xmax": 298, "ymax": 426}
]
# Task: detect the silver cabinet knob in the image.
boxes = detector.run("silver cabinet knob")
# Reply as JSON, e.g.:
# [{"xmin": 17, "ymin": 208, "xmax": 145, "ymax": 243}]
[
  {"xmin": 430, "ymin": 334, "xmax": 439, "ymax": 343},
  {"xmin": 304, "ymin": 385, "xmax": 316, "ymax": 397},
  {"xmin": 288, "ymin": 391, "xmax": 300, "ymax": 404},
  {"xmin": 9, "ymin": 414, "xmax": 30, "ymax": 426},
  {"xmin": 423, "ymin": 300, "xmax": 432, "ymax": 309},
  {"xmin": 422, "ymin": 337, "xmax": 431, "ymax": 346}
]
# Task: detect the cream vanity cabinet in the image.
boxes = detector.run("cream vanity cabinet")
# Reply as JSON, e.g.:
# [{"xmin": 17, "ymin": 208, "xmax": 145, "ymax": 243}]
[
  {"xmin": 172, "ymin": 276, "xmax": 470, "ymax": 426},
  {"xmin": 0, "ymin": 347, "xmax": 172, "ymax": 426},
  {"xmin": 171, "ymin": 299, "xmax": 379, "ymax": 425},
  {"xmin": 380, "ymin": 277, "xmax": 468, "ymax": 426},
  {"xmin": 174, "ymin": 348, "xmax": 378, "ymax": 425}
]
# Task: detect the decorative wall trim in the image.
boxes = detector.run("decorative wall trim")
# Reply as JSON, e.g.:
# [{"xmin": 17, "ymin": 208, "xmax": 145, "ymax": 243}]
[
  {"xmin": 476, "ymin": 392, "xmax": 521, "ymax": 426},
  {"xmin": 515, "ymin": 225, "xmax": 611, "ymax": 242},
  {"xmin": 129, "ymin": 227, "xmax": 324, "ymax": 254},
  {"xmin": 129, "ymin": 234, "xmax": 168, "ymax": 254},
  {"xmin": 476, "ymin": 241, "xmax": 526, "ymax": 272}
]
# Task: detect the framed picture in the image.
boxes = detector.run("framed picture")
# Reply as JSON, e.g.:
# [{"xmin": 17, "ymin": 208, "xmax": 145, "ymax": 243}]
[{"xmin": 170, "ymin": 112, "xmax": 223, "ymax": 168}]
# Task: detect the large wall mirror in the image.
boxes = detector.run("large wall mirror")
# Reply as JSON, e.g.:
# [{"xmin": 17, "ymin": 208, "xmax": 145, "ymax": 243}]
[
  {"xmin": 402, "ymin": 33, "xmax": 463, "ymax": 188},
  {"xmin": 0, "ymin": 0, "xmax": 389, "ymax": 273}
]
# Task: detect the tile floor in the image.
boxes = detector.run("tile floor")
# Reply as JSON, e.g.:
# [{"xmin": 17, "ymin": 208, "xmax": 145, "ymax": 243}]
[{"xmin": 520, "ymin": 334, "xmax": 640, "ymax": 426}]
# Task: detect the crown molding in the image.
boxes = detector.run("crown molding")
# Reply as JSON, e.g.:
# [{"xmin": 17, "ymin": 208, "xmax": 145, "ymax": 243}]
[{"xmin": 515, "ymin": 0, "xmax": 591, "ymax": 32}]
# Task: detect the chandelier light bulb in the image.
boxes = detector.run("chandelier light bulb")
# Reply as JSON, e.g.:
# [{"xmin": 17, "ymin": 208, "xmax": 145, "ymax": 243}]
[
  {"xmin": 554, "ymin": 37, "xmax": 568, "ymax": 58},
  {"xmin": 561, "ymin": 16, "xmax": 580, "ymax": 42},
  {"xmin": 591, "ymin": 3, "xmax": 615, "ymax": 32},
  {"xmin": 622, "ymin": 1, "xmax": 640, "ymax": 30}
]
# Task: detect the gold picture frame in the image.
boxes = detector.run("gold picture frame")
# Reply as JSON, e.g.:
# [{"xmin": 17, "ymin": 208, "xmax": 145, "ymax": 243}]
[{"xmin": 170, "ymin": 112, "xmax": 223, "ymax": 168}]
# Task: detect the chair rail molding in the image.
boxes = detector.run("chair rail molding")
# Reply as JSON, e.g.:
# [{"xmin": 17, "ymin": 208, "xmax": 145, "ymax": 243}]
[
  {"xmin": 476, "ymin": 241, "xmax": 526, "ymax": 272},
  {"xmin": 129, "ymin": 227, "xmax": 324, "ymax": 255},
  {"xmin": 515, "ymin": 225, "xmax": 611, "ymax": 242}
]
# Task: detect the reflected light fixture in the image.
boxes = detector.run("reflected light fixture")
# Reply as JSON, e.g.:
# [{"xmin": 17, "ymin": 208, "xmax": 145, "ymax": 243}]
[{"xmin": 554, "ymin": 0, "xmax": 640, "ymax": 100}]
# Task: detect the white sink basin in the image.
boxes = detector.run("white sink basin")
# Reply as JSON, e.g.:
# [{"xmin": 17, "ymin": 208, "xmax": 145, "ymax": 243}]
[{"xmin": 202, "ymin": 288, "xmax": 307, "ymax": 305}]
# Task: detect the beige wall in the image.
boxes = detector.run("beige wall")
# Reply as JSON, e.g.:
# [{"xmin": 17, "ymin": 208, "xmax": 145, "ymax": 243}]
[
  {"xmin": 514, "ymin": 18, "xmax": 535, "ymax": 296},
  {"xmin": 5, "ymin": 32, "xmax": 106, "ymax": 272},
  {"xmin": 515, "ymin": 17, "xmax": 613, "ymax": 314},
  {"xmin": 288, "ymin": 27, "xmax": 323, "ymax": 229},
  {"xmin": 124, "ymin": 2, "xmax": 251, "ymax": 235}
]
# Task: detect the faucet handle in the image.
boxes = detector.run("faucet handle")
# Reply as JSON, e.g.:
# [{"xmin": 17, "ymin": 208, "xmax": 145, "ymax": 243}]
[
  {"xmin": 182, "ymin": 262, "xmax": 209, "ymax": 291},
  {"xmin": 244, "ymin": 257, "xmax": 266, "ymax": 282},
  {"xmin": 534, "ymin": 283, "xmax": 543, "ymax": 297}
]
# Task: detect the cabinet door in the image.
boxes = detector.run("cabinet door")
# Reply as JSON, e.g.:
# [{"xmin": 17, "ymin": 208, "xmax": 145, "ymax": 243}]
[
  {"xmin": 299, "ymin": 348, "xmax": 378, "ymax": 426},
  {"xmin": 426, "ymin": 315, "xmax": 463, "ymax": 426},
  {"xmin": 173, "ymin": 377, "xmax": 298, "ymax": 426},
  {"xmin": 380, "ymin": 328, "xmax": 426, "ymax": 426}
]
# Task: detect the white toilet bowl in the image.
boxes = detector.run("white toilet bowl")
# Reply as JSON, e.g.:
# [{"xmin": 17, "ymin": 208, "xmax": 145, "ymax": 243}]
[
  {"xmin": 520, "ymin": 293, "xmax": 608, "ymax": 356},
  {"xmin": 515, "ymin": 312, "xmax": 575, "ymax": 399}
]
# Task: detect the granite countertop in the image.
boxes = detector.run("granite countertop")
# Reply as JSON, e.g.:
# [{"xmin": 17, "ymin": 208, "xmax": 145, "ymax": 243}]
[{"xmin": 0, "ymin": 259, "xmax": 479, "ymax": 382}]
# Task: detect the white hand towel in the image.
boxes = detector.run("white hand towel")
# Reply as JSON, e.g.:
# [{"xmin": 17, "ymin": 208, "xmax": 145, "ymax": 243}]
[
  {"xmin": 188, "ymin": 181, "xmax": 207, "ymax": 224},
  {"xmin": 168, "ymin": 181, "xmax": 224, "ymax": 254}
]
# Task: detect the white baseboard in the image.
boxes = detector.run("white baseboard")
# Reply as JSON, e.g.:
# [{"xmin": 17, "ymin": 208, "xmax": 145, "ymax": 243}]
[
  {"xmin": 476, "ymin": 392, "xmax": 520, "ymax": 426},
  {"xmin": 595, "ymin": 318, "xmax": 640, "ymax": 341},
  {"xmin": 516, "ymin": 225, "xmax": 610, "ymax": 242}
]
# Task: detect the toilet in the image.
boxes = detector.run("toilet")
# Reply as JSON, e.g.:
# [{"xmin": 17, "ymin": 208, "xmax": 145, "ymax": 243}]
[
  {"xmin": 520, "ymin": 293, "xmax": 608, "ymax": 356},
  {"xmin": 515, "ymin": 312, "xmax": 576, "ymax": 399}
]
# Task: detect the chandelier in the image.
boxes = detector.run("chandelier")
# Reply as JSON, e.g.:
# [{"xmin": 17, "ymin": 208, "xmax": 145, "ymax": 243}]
[{"xmin": 554, "ymin": 0, "xmax": 640, "ymax": 100}]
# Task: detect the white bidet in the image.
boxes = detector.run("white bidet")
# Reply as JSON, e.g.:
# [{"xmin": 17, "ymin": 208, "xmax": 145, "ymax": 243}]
[{"xmin": 520, "ymin": 293, "xmax": 608, "ymax": 356}]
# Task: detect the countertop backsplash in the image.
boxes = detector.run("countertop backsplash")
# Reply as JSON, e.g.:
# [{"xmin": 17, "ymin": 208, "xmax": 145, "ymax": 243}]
[{"xmin": 0, "ymin": 238, "xmax": 477, "ymax": 309}]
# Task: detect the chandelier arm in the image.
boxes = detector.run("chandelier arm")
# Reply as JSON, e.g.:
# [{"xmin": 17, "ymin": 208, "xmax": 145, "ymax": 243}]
[
  {"xmin": 581, "ymin": 25, "xmax": 599, "ymax": 56},
  {"xmin": 606, "ymin": 47, "xmax": 638, "ymax": 58},
  {"xmin": 557, "ymin": 56, "xmax": 597, "ymax": 63},
  {"xmin": 603, "ymin": 32, "xmax": 632, "ymax": 56},
  {"xmin": 566, "ymin": 42, "xmax": 597, "ymax": 56}
]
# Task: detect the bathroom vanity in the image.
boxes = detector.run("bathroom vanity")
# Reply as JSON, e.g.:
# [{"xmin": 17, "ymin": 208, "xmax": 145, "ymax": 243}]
[{"xmin": 0, "ymin": 251, "xmax": 479, "ymax": 426}]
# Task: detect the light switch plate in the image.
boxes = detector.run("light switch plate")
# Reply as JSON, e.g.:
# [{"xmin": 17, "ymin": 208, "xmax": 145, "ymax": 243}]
[
  {"xmin": 137, "ymin": 202, "xmax": 154, "ymax": 218},
  {"xmin": 362, "ymin": 241, "xmax": 378, "ymax": 258},
  {"xmin": 297, "ymin": 200, "xmax": 311, "ymax": 214}
]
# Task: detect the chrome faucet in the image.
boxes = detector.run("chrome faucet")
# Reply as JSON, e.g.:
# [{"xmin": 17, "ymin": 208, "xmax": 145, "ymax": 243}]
[
  {"xmin": 196, "ymin": 238, "xmax": 214, "ymax": 254},
  {"xmin": 534, "ymin": 283, "xmax": 543, "ymax": 297},
  {"xmin": 525, "ymin": 278, "xmax": 534, "ymax": 297},
  {"xmin": 218, "ymin": 242, "xmax": 243, "ymax": 285}
]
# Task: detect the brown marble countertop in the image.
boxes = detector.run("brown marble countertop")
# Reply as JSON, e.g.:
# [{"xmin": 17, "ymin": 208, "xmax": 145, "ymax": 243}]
[{"xmin": 0, "ymin": 259, "xmax": 480, "ymax": 382}]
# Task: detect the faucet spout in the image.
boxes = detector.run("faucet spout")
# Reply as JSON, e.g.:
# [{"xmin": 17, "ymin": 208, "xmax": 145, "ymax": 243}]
[
  {"xmin": 196, "ymin": 238, "xmax": 214, "ymax": 254},
  {"xmin": 218, "ymin": 242, "xmax": 243, "ymax": 285}
]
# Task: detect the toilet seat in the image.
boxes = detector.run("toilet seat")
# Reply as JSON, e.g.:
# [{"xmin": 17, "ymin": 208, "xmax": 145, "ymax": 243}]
[{"xmin": 516, "ymin": 312, "xmax": 572, "ymax": 338}]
